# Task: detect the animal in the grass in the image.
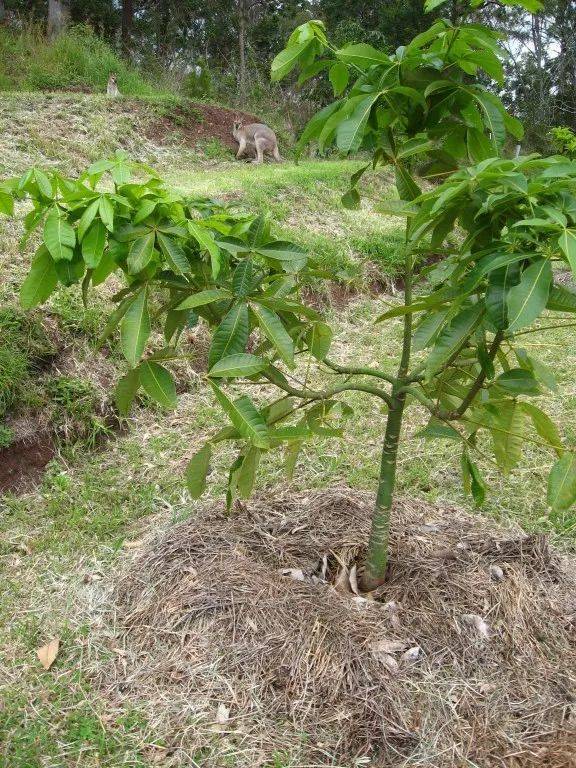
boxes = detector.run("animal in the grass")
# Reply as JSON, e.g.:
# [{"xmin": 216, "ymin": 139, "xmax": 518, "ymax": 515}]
[
  {"xmin": 232, "ymin": 120, "xmax": 282, "ymax": 164},
  {"xmin": 106, "ymin": 73, "xmax": 120, "ymax": 97}
]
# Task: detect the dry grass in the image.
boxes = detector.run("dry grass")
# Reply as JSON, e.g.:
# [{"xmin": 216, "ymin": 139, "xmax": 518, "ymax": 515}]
[{"xmin": 102, "ymin": 490, "xmax": 576, "ymax": 768}]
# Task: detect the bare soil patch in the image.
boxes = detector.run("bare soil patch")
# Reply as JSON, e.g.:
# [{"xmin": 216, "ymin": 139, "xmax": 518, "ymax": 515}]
[
  {"xmin": 0, "ymin": 417, "xmax": 54, "ymax": 493},
  {"xmin": 106, "ymin": 490, "xmax": 576, "ymax": 767},
  {"xmin": 144, "ymin": 102, "xmax": 260, "ymax": 151}
]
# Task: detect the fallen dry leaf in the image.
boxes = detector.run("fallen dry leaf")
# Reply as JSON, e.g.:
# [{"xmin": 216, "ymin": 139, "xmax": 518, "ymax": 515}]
[
  {"xmin": 462, "ymin": 613, "xmax": 490, "ymax": 639},
  {"xmin": 402, "ymin": 646, "xmax": 421, "ymax": 662},
  {"xmin": 280, "ymin": 568, "xmax": 305, "ymax": 581},
  {"xmin": 489, "ymin": 564, "xmax": 505, "ymax": 582},
  {"xmin": 215, "ymin": 703, "xmax": 230, "ymax": 724},
  {"xmin": 371, "ymin": 639, "xmax": 407, "ymax": 655},
  {"xmin": 36, "ymin": 638, "xmax": 60, "ymax": 670}
]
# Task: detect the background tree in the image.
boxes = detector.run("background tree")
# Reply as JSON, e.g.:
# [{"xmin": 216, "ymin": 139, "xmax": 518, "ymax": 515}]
[{"xmin": 47, "ymin": 0, "xmax": 70, "ymax": 39}]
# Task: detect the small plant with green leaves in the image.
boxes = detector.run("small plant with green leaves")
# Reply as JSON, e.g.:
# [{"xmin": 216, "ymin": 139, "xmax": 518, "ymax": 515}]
[
  {"xmin": 3, "ymin": 0, "xmax": 576, "ymax": 592},
  {"xmin": 550, "ymin": 126, "xmax": 576, "ymax": 159}
]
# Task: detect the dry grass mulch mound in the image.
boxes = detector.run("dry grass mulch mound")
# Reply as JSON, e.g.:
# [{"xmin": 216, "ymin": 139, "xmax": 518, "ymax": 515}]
[{"xmin": 107, "ymin": 490, "xmax": 576, "ymax": 767}]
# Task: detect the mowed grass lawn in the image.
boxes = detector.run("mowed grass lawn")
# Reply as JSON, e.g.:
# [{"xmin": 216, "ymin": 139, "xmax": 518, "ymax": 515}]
[{"xmin": 1, "ymin": 155, "xmax": 576, "ymax": 767}]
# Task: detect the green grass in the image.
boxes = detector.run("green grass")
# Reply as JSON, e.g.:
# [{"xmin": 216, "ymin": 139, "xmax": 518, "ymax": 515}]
[{"xmin": 0, "ymin": 24, "xmax": 159, "ymax": 97}]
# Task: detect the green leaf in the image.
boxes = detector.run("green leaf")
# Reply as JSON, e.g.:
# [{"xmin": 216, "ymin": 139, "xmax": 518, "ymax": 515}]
[
  {"xmin": 486, "ymin": 400, "xmax": 528, "ymax": 473},
  {"xmin": 210, "ymin": 383, "xmax": 270, "ymax": 448},
  {"xmin": 271, "ymin": 40, "xmax": 312, "ymax": 81},
  {"xmin": 472, "ymin": 89, "xmax": 505, "ymax": 149},
  {"xmin": 522, "ymin": 403, "xmax": 562, "ymax": 456},
  {"xmin": 20, "ymin": 245, "xmax": 58, "ymax": 309},
  {"xmin": 494, "ymin": 368, "xmax": 541, "ymax": 395},
  {"xmin": 252, "ymin": 304, "xmax": 295, "ymax": 368},
  {"xmin": 558, "ymin": 229, "xmax": 576, "ymax": 276},
  {"xmin": 413, "ymin": 309, "xmax": 450, "ymax": 351},
  {"xmin": 186, "ymin": 443, "xmax": 212, "ymax": 499},
  {"xmin": 294, "ymin": 100, "xmax": 343, "ymax": 158},
  {"xmin": 341, "ymin": 188, "xmax": 361, "ymax": 209},
  {"xmin": 139, "ymin": 361, "xmax": 177, "ymax": 409},
  {"xmin": 208, "ymin": 353, "xmax": 268, "ymax": 378},
  {"xmin": 417, "ymin": 418, "xmax": 460, "ymax": 440},
  {"xmin": 237, "ymin": 447, "xmax": 261, "ymax": 499},
  {"xmin": 232, "ymin": 259, "xmax": 254, "ymax": 297},
  {"xmin": 547, "ymin": 453, "xmax": 576, "ymax": 512},
  {"xmin": 335, "ymin": 43, "xmax": 391, "ymax": 69},
  {"xmin": 461, "ymin": 450, "xmax": 486, "ymax": 506},
  {"xmin": 0, "ymin": 190, "xmax": 14, "ymax": 215},
  {"xmin": 507, "ymin": 259, "xmax": 552, "ymax": 333},
  {"xmin": 127, "ymin": 232, "xmax": 156, "ymax": 274},
  {"xmin": 306, "ymin": 321, "xmax": 332, "ymax": 360},
  {"xmin": 188, "ymin": 220, "xmax": 221, "ymax": 278},
  {"xmin": 546, "ymin": 284, "xmax": 576, "ymax": 313},
  {"xmin": 157, "ymin": 232, "xmax": 189, "ymax": 275},
  {"xmin": 255, "ymin": 241, "xmax": 307, "ymax": 272},
  {"xmin": 114, "ymin": 367, "xmax": 141, "ymax": 416},
  {"xmin": 424, "ymin": 0, "xmax": 448, "ymax": 10},
  {"xmin": 81, "ymin": 220, "xmax": 106, "ymax": 268},
  {"xmin": 43, "ymin": 206, "xmax": 75, "ymax": 261},
  {"xmin": 55, "ymin": 255, "xmax": 85, "ymax": 285},
  {"xmin": 485, "ymin": 263, "xmax": 520, "ymax": 330},
  {"xmin": 336, "ymin": 93, "xmax": 381, "ymax": 154},
  {"xmin": 99, "ymin": 196, "xmax": 114, "ymax": 230},
  {"xmin": 426, "ymin": 304, "xmax": 484, "ymax": 375},
  {"xmin": 329, "ymin": 61, "xmax": 349, "ymax": 95},
  {"xmin": 134, "ymin": 199, "xmax": 157, "ymax": 224},
  {"xmin": 120, "ymin": 288, "xmax": 150, "ymax": 366},
  {"xmin": 395, "ymin": 165, "xmax": 421, "ymax": 201},
  {"xmin": 208, "ymin": 303, "xmax": 250, "ymax": 368},
  {"xmin": 176, "ymin": 288, "xmax": 232, "ymax": 310}
]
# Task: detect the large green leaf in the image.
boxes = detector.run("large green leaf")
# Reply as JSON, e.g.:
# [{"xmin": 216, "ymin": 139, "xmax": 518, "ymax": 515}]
[
  {"xmin": 485, "ymin": 263, "xmax": 519, "ymax": 330},
  {"xmin": 157, "ymin": 232, "xmax": 189, "ymax": 275},
  {"xmin": 507, "ymin": 259, "xmax": 552, "ymax": 333},
  {"xmin": 43, "ymin": 206, "xmax": 75, "ymax": 261},
  {"xmin": 251, "ymin": 304, "xmax": 295, "ymax": 367},
  {"xmin": 210, "ymin": 383, "xmax": 270, "ymax": 448},
  {"xmin": 237, "ymin": 447, "xmax": 261, "ymax": 499},
  {"xmin": 232, "ymin": 258, "xmax": 255, "ymax": 297},
  {"xmin": 255, "ymin": 241, "xmax": 307, "ymax": 272},
  {"xmin": 329, "ymin": 61, "xmax": 349, "ymax": 96},
  {"xmin": 186, "ymin": 443, "xmax": 212, "ymax": 498},
  {"xmin": 335, "ymin": 43, "xmax": 391, "ymax": 69},
  {"xmin": 139, "ymin": 361, "xmax": 177, "ymax": 409},
  {"xmin": 336, "ymin": 92, "xmax": 381, "ymax": 154},
  {"xmin": 494, "ymin": 368, "xmax": 541, "ymax": 395},
  {"xmin": 77, "ymin": 199, "xmax": 100, "ymax": 241},
  {"xmin": 208, "ymin": 303, "xmax": 250, "ymax": 367},
  {"xmin": 114, "ymin": 367, "xmax": 141, "ymax": 416},
  {"xmin": 271, "ymin": 40, "xmax": 312, "ymax": 81},
  {"xmin": 487, "ymin": 400, "xmax": 528, "ymax": 474},
  {"xmin": 547, "ymin": 453, "xmax": 576, "ymax": 512},
  {"xmin": 127, "ymin": 232, "xmax": 156, "ymax": 274},
  {"xmin": 558, "ymin": 229, "xmax": 576, "ymax": 276},
  {"xmin": 81, "ymin": 220, "xmax": 106, "ymax": 268},
  {"xmin": 522, "ymin": 403, "xmax": 562, "ymax": 456},
  {"xmin": 546, "ymin": 284, "xmax": 576, "ymax": 313},
  {"xmin": 120, "ymin": 288, "xmax": 151, "ymax": 366},
  {"xmin": 413, "ymin": 309, "xmax": 450, "ymax": 351},
  {"xmin": 20, "ymin": 245, "xmax": 58, "ymax": 309},
  {"xmin": 188, "ymin": 220, "xmax": 221, "ymax": 278},
  {"xmin": 306, "ymin": 321, "xmax": 333, "ymax": 360},
  {"xmin": 426, "ymin": 304, "xmax": 484, "ymax": 375},
  {"xmin": 176, "ymin": 288, "xmax": 232, "ymax": 310},
  {"xmin": 208, "ymin": 353, "xmax": 268, "ymax": 378},
  {"xmin": 99, "ymin": 196, "xmax": 114, "ymax": 230}
]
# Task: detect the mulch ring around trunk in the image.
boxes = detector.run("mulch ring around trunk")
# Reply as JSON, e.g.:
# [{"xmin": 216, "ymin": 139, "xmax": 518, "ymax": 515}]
[{"xmin": 105, "ymin": 489, "xmax": 576, "ymax": 767}]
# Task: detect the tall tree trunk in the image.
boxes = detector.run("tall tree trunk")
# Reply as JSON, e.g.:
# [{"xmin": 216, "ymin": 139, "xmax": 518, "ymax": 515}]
[
  {"xmin": 156, "ymin": 0, "xmax": 171, "ymax": 62},
  {"xmin": 121, "ymin": 0, "xmax": 133, "ymax": 59},
  {"xmin": 0, "ymin": 1, "xmax": 6, "ymax": 25},
  {"xmin": 238, "ymin": 0, "xmax": 247, "ymax": 102},
  {"xmin": 47, "ymin": 0, "xmax": 70, "ymax": 40}
]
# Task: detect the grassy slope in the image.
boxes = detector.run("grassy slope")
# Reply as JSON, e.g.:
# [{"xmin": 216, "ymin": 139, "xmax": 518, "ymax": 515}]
[{"xmin": 1, "ymin": 97, "xmax": 576, "ymax": 766}]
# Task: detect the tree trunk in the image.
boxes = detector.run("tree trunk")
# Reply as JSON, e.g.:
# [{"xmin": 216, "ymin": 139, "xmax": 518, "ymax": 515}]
[
  {"xmin": 0, "ymin": 1, "xmax": 6, "ymax": 25},
  {"xmin": 121, "ymin": 0, "xmax": 133, "ymax": 59},
  {"xmin": 156, "ymin": 0, "xmax": 170, "ymax": 62},
  {"xmin": 361, "ymin": 392, "xmax": 406, "ymax": 590},
  {"xmin": 47, "ymin": 0, "xmax": 70, "ymax": 40},
  {"xmin": 238, "ymin": 0, "xmax": 247, "ymax": 102}
]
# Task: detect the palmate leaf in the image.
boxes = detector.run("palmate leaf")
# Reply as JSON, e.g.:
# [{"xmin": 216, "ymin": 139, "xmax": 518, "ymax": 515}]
[
  {"xmin": 329, "ymin": 61, "xmax": 349, "ymax": 96},
  {"xmin": 81, "ymin": 220, "xmax": 106, "ymax": 268},
  {"xmin": 255, "ymin": 241, "xmax": 308, "ymax": 272},
  {"xmin": 139, "ymin": 361, "xmax": 177, "ymax": 409},
  {"xmin": 20, "ymin": 245, "xmax": 58, "ymax": 309},
  {"xmin": 114, "ymin": 367, "xmax": 141, "ymax": 416},
  {"xmin": 426, "ymin": 304, "xmax": 484, "ymax": 375},
  {"xmin": 210, "ymin": 383, "xmax": 270, "ymax": 448},
  {"xmin": 335, "ymin": 43, "xmax": 391, "ymax": 69},
  {"xmin": 127, "ymin": 232, "xmax": 155, "ymax": 274},
  {"xmin": 43, "ymin": 206, "xmax": 75, "ymax": 261},
  {"xmin": 208, "ymin": 353, "xmax": 268, "ymax": 378},
  {"xmin": 120, "ymin": 287, "xmax": 150, "ymax": 366},
  {"xmin": 186, "ymin": 443, "xmax": 212, "ymax": 499},
  {"xmin": 157, "ymin": 232, "xmax": 189, "ymax": 275},
  {"xmin": 208, "ymin": 303, "xmax": 250, "ymax": 368},
  {"xmin": 188, "ymin": 220, "xmax": 221, "ymax": 278},
  {"xmin": 485, "ymin": 263, "xmax": 520, "ymax": 330},
  {"xmin": 251, "ymin": 304, "xmax": 295, "ymax": 368},
  {"xmin": 271, "ymin": 40, "xmax": 313, "ymax": 81},
  {"xmin": 547, "ymin": 453, "xmax": 576, "ymax": 512},
  {"xmin": 507, "ymin": 259, "xmax": 552, "ymax": 333}
]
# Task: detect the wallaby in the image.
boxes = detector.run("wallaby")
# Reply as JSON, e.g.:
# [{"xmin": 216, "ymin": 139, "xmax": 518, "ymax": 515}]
[
  {"xmin": 106, "ymin": 73, "xmax": 120, "ymax": 97},
  {"xmin": 232, "ymin": 120, "xmax": 282, "ymax": 164}
]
